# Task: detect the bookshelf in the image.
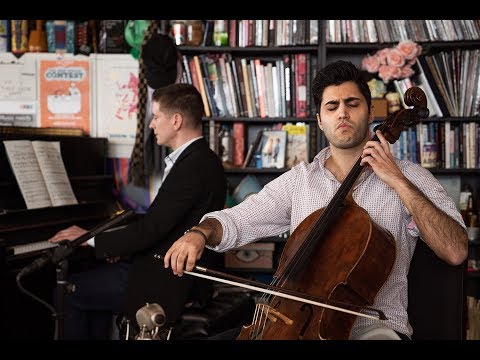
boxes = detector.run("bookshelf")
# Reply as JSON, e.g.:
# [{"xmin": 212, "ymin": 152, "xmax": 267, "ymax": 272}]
[
  {"xmin": 179, "ymin": 45, "xmax": 319, "ymax": 53},
  {"xmin": 180, "ymin": 20, "xmax": 480, "ymax": 197},
  {"xmin": 176, "ymin": 20, "xmax": 322, "ymax": 278},
  {"xmin": 201, "ymin": 117, "xmax": 318, "ymax": 123},
  {"xmin": 177, "ymin": 20, "xmax": 323, "ymax": 192},
  {"xmin": 326, "ymin": 40, "xmax": 480, "ymax": 52}
]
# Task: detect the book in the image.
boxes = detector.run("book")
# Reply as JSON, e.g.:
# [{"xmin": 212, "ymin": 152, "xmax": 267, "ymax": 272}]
[
  {"xmin": 260, "ymin": 130, "xmax": 287, "ymax": 169},
  {"xmin": 295, "ymin": 53, "xmax": 307, "ymax": 118},
  {"xmin": 3, "ymin": 140, "xmax": 78, "ymax": 209},
  {"xmin": 242, "ymin": 129, "xmax": 263, "ymax": 168},
  {"xmin": 418, "ymin": 55, "xmax": 452, "ymax": 117},
  {"xmin": 193, "ymin": 55, "xmax": 211, "ymax": 117},
  {"xmin": 232, "ymin": 122, "xmax": 245, "ymax": 167},
  {"xmin": 282, "ymin": 122, "xmax": 308, "ymax": 168},
  {"xmin": 414, "ymin": 59, "xmax": 443, "ymax": 117}
]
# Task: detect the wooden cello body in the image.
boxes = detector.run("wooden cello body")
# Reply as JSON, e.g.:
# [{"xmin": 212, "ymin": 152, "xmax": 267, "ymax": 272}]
[
  {"xmin": 237, "ymin": 201, "xmax": 396, "ymax": 340},
  {"xmin": 237, "ymin": 87, "xmax": 429, "ymax": 340}
]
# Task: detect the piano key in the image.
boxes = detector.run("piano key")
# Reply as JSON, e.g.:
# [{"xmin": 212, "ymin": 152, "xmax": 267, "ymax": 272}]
[{"xmin": 11, "ymin": 240, "xmax": 58, "ymax": 255}]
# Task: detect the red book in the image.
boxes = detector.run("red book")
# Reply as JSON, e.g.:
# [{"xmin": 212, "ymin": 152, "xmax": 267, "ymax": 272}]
[
  {"xmin": 228, "ymin": 20, "xmax": 237, "ymax": 47},
  {"xmin": 188, "ymin": 57, "xmax": 200, "ymax": 93},
  {"xmin": 295, "ymin": 53, "xmax": 307, "ymax": 118},
  {"xmin": 233, "ymin": 122, "xmax": 245, "ymax": 167}
]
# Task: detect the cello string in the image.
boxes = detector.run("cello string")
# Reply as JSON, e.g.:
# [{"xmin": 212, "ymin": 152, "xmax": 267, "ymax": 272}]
[
  {"xmin": 275, "ymin": 128, "xmax": 380, "ymax": 287},
  {"xmin": 285, "ymin": 129, "xmax": 385, "ymax": 278},
  {"xmin": 250, "ymin": 302, "xmax": 265, "ymax": 340},
  {"xmin": 251, "ymin": 303, "xmax": 262, "ymax": 339},
  {"xmin": 251, "ymin": 153, "xmax": 363, "ymax": 319},
  {"xmin": 254, "ymin": 303, "xmax": 271, "ymax": 340},
  {"xmin": 258, "ymin": 303, "xmax": 270, "ymax": 339},
  {"xmin": 265, "ymin": 130, "xmax": 383, "ymax": 319},
  {"xmin": 253, "ymin": 303, "xmax": 264, "ymax": 340}
]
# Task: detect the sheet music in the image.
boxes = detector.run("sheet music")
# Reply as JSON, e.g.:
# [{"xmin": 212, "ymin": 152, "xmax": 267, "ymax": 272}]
[
  {"xmin": 3, "ymin": 140, "xmax": 52, "ymax": 209},
  {"xmin": 31, "ymin": 141, "xmax": 78, "ymax": 206}
]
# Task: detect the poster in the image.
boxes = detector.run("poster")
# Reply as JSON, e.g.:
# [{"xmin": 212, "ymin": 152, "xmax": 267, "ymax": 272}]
[
  {"xmin": 0, "ymin": 53, "xmax": 37, "ymax": 126},
  {"xmin": 39, "ymin": 58, "xmax": 90, "ymax": 134},
  {"xmin": 92, "ymin": 54, "xmax": 138, "ymax": 158}
]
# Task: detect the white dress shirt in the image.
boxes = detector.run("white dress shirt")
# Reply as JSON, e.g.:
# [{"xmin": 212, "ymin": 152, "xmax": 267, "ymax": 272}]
[{"xmin": 202, "ymin": 146, "xmax": 465, "ymax": 338}]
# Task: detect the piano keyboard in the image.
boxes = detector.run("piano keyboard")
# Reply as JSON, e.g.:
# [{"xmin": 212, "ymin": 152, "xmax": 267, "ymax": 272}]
[{"xmin": 11, "ymin": 241, "xmax": 58, "ymax": 255}]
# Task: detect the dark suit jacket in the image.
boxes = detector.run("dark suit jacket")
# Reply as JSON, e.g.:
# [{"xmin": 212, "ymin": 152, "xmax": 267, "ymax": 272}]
[{"xmin": 94, "ymin": 138, "xmax": 227, "ymax": 324}]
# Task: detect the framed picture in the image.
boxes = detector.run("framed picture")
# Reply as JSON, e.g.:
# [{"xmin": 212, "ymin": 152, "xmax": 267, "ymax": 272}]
[{"xmin": 260, "ymin": 130, "xmax": 287, "ymax": 169}]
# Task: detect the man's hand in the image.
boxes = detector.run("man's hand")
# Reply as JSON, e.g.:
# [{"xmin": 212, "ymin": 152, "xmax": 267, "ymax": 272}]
[
  {"xmin": 48, "ymin": 225, "xmax": 89, "ymax": 246},
  {"xmin": 164, "ymin": 231, "xmax": 206, "ymax": 276},
  {"xmin": 360, "ymin": 130, "xmax": 406, "ymax": 189}
]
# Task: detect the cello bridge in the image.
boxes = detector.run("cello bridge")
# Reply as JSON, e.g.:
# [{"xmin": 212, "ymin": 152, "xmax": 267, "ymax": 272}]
[{"xmin": 261, "ymin": 305, "xmax": 293, "ymax": 325}]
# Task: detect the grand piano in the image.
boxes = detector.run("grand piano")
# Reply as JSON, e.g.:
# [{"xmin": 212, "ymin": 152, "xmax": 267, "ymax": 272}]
[{"xmin": 0, "ymin": 127, "xmax": 122, "ymax": 339}]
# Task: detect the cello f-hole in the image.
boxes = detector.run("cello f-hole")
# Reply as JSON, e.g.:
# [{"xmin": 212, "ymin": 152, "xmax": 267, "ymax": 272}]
[{"xmin": 298, "ymin": 303, "xmax": 314, "ymax": 340}]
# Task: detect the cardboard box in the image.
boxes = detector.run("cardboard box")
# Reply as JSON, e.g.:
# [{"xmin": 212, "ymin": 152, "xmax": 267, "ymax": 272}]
[
  {"xmin": 225, "ymin": 242, "xmax": 275, "ymax": 270},
  {"xmin": 372, "ymin": 98, "xmax": 388, "ymax": 118}
]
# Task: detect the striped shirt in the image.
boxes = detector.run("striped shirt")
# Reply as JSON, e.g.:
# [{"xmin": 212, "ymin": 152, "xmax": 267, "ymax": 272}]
[{"xmin": 203, "ymin": 146, "xmax": 465, "ymax": 338}]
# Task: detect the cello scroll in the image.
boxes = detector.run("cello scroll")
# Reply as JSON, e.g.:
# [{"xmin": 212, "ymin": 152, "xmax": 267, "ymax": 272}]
[{"xmin": 377, "ymin": 86, "xmax": 429, "ymax": 144}]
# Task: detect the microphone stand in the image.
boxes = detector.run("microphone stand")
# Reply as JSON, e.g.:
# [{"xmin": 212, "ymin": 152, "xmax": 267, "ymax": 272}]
[
  {"xmin": 55, "ymin": 256, "xmax": 71, "ymax": 340},
  {"xmin": 16, "ymin": 208, "xmax": 135, "ymax": 340}
]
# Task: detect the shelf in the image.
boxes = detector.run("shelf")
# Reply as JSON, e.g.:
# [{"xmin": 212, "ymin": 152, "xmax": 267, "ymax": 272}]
[
  {"xmin": 224, "ymin": 167, "xmax": 288, "ymax": 174},
  {"xmin": 420, "ymin": 117, "xmax": 480, "ymax": 123},
  {"xmin": 178, "ymin": 45, "xmax": 319, "ymax": 54},
  {"xmin": 326, "ymin": 40, "xmax": 480, "ymax": 52},
  {"xmin": 420, "ymin": 41, "xmax": 480, "ymax": 50},
  {"xmin": 373, "ymin": 116, "xmax": 480, "ymax": 123},
  {"xmin": 327, "ymin": 43, "xmax": 393, "ymax": 52},
  {"xmin": 203, "ymin": 116, "xmax": 318, "ymax": 123},
  {"xmin": 428, "ymin": 168, "xmax": 480, "ymax": 175},
  {"xmin": 224, "ymin": 166, "xmax": 480, "ymax": 176},
  {"xmin": 203, "ymin": 116, "xmax": 480, "ymax": 124}
]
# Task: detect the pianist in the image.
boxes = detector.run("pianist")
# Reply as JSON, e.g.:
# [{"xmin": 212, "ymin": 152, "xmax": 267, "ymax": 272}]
[{"xmin": 48, "ymin": 84, "xmax": 227, "ymax": 339}]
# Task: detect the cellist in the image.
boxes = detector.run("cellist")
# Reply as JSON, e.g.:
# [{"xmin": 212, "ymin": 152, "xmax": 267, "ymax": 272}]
[{"xmin": 164, "ymin": 60, "xmax": 468, "ymax": 340}]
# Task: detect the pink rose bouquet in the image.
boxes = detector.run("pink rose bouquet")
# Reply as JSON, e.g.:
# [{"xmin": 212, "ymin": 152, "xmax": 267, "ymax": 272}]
[{"xmin": 361, "ymin": 40, "xmax": 422, "ymax": 83}]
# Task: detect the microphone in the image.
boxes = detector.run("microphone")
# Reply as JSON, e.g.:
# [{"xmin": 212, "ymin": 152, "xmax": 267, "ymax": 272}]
[
  {"xmin": 136, "ymin": 303, "xmax": 166, "ymax": 330},
  {"xmin": 135, "ymin": 303, "xmax": 166, "ymax": 340}
]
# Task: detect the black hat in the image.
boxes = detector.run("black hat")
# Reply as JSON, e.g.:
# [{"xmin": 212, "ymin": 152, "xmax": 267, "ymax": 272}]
[{"xmin": 141, "ymin": 32, "xmax": 179, "ymax": 89}]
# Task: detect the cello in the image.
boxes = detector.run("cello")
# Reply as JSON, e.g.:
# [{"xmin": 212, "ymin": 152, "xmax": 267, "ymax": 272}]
[{"xmin": 156, "ymin": 87, "xmax": 429, "ymax": 340}]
